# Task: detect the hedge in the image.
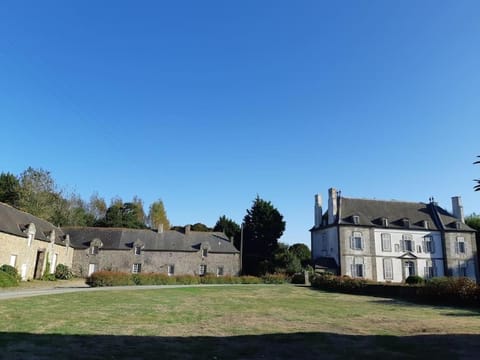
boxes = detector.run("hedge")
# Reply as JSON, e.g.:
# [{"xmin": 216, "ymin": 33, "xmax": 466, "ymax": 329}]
[
  {"xmin": 86, "ymin": 271, "xmax": 285, "ymax": 287},
  {"xmin": 0, "ymin": 270, "xmax": 19, "ymax": 288},
  {"xmin": 311, "ymin": 274, "xmax": 480, "ymax": 308}
]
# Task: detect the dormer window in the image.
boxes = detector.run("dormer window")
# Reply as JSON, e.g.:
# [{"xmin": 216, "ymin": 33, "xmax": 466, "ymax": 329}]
[
  {"xmin": 382, "ymin": 218, "xmax": 389, "ymax": 227},
  {"xmin": 455, "ymin": 222, "xmax": 461, "ymax": 230},
  {"xmin": 134, "ymin": 246, "xmax": 142, "ymax": 255},
  {"xmin": 423, "ymin": 220, "xmax": 429, "ymax": 229},
  {"xmin": 202, "ymin": 248, "xmax": 208, "ymax": 257},
  {"xmin": 402, "ymin": 218, "xmax": 410, "ymax": 228},
  {"xmin": 352, "ymin": 215, "xmax": 360, "ymax": 225},
  {"xmin": 90, "ymin": 246, "xmax": 99, "ymax": 255}
]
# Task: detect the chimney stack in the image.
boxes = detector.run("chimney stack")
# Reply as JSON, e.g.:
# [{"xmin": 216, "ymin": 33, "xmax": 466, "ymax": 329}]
[
  {"xmin": 157, "ymin": 223, "xmax": 164, "ymax": 233},
  {"xmin": 328, "ymin": 188, "xmax": 338, "ymax": 225},
  {"xmin": 314, "ymin": 194, "xmax": 323, "ymax": 227},
  {"xmin": 185, "ymin": 225, "xmax": 191, "ymax": 235},
  {"xmin": 451, "ymin": 196, "xmax": 465, "ymax": 223}
]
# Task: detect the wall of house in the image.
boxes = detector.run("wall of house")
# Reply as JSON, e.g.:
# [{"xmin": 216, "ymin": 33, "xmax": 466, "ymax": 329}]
[
  {"xmin": 72, "ymin": 247, "xmax": 240, "ymax": 277},
  {"xmin": 339, "ymin": 226, "xmax": 375, "ymax": 279},
  {"xmin": 0, "ymin": 232, "xmax": 72, "ymax": 280},
  {"xmin": 311, "ymin": 227, "xmax": 339, "ymax": 265},
  {"xmin": 443, "ymin": 232, "xmax": 478, "ymax": 281}
]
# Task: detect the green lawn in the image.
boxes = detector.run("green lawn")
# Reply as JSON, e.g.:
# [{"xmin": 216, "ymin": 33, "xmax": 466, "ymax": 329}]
[{"xmin": 0, "ymin": 285, "xmax": 479, "ymax": 359}]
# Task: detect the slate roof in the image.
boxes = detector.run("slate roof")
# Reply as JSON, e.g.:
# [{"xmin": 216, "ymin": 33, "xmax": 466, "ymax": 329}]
[
  {"xmin": 329, "ymin": 197, "xmax": 475, "ymax": 232},
  {"xmin": 62, "ymin": 227, "xmax": 240, "ymax": 253},
  {"xmin": 0, "ymin": 202, "xmax": 67, "ymax": 245}
]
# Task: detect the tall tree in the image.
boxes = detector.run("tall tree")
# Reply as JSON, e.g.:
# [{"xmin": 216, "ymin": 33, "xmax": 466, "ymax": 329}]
[
  {"xmin": 213, "ymin": 215, "xmax": 241, "ymax": 249},
  {"xmin": 0, "ymin": 172, "xmax": 20, "ymax": 206},
  {"xmin": 148, "ymin": 199, "xmax": 170, "ymax": 230},
  {"xmin": 191, "ymin": 222, "xmax": 212, "ymax": 232},
  {"xmin": 88, "ymin": 192, "xmax": 107, "ymax": 221},
  {"xmin": 273, "ymin": 243, "xmax": 302, "ymax": 275},
  {"xmin": 17, "ymin": 167, "xmax": 64, "ymax": 222},
  {"xmin": 242, "ymin": 196, "xmax": 286, "ymax": 275},
  {"xmin": 101, "ymin": 197, "xmax": 147, "ymax": 229}
]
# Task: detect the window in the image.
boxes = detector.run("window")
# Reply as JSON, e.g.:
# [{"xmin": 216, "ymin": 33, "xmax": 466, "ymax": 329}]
[
  {"xmin": 424, "ymin": 236, "xmax": 435, "ymax": 253},
  {"xmin": 401, "ymin": 234, "xmax": 413, "ymax": 252},
  {"xmin": 350, "ymin": 232, "xmax": 363, "ymax": 250},
  {"xmin": 132, "ymin": 263, "xmax": 142, "ymax": 274},
  {"xmin": 383, "ymin": 258, "xmax": 393, "ymax": 280},
  {"xmin": 423, "ymin": 220, "xmax": 429, "ymax": 229},
  {"xmin": 202, "ymin": 248, "xmax": 208, "ymax": 257},
  {"xmin": 417, "ymin": 245, "xmax": 422, "ymax": 253},
  {"xmin": 90, "ymin": 246, "xmax": 99, "ymax": 255},
  {"xmin": 458, "ymin": 261, "xmax": 467, "ymax": 276},
  {"xmin": 352, "ymin": 215, "xmax": 360, "ymax": 225},
  {"xmin": 199, "ymin": 264, "xmax": 207, "ymax": 276},
  {"xmin": 134, "ymin": 246, "xmax": 141, "ymax": 255},
  {"xmin": 167, "ymin": 264, "xmax": 175, "ymax": 276},
  {"xmin": 456, "ymin": 237, "xmax": 466, "ymax": 254},
  {"xmin": 381, "ymin": 233, "xmax": 391, "ymax": 252},
  {"xmin": 352, "ymin": 257, "xmax": 364, "ymax": 278},
  {"xmin": 382, "ymin": 218, "xmax": 389, "ymax": 227},
  {"xmin": 403, "ymin": 218, "xmax": 410, "ymax": 228},
  {"xmin": 217, "ymin": 266, "xmax": 224, "ymax": 276},
  {"xmin": 404, "ymin": 260, "xmax": 416, "ymax": 277},
  {"xmin": 9, "ymin": 255, "xmax": 17, "ymax": 267},
  {"xmin": 425, "ymin": 261, "xmax": 435, "ymax": 279}
]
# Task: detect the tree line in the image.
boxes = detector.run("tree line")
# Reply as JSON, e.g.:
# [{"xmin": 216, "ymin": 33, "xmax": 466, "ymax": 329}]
[{"xmin": 0, "ymin": 167, "xmax": 311, "ymax": 276}]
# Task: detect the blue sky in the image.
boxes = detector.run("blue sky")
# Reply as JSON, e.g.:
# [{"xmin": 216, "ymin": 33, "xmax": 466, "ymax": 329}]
[{"xmin": 1, "ymin": 1, "xmax": 479, "ymax": 246}]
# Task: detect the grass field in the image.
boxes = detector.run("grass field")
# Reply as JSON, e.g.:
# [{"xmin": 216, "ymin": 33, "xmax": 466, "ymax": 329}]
[{"xmin": 0, "ymin": 285, "xmax": 479, "ymax": 359}]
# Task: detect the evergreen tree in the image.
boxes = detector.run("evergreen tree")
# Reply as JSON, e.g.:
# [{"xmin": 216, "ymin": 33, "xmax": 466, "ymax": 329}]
[
  {"xmin": 242, "ymin": 196, "xmax": 286, "ymax": 275},
  {"xmin": 0, "ymin": 172, "xmax": 20, "ymax": 206},
  {"xmin": 213, "ymin": 215, "xmax": 241, "ymax": 249}
]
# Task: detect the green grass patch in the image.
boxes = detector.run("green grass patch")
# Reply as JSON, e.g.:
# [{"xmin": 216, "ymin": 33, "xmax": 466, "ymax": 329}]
[{"xmin": 0, "ymin": 285, "xmax": 479, "ymax": 359}]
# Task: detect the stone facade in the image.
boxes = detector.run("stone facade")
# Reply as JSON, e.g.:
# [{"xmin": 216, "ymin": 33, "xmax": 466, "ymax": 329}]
[{"xmin": 311, "ymin": 189, "xmax": 479, "ymax": 283}]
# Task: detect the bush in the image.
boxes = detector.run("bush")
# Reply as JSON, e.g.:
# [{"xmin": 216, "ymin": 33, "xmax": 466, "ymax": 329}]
[
  {"xmin": 290, "ymin": 273, "xmax": 306, "ymax": 284},
  {"xmin": 405, "ymin": 275, "xmax": 424, "ymax": 285},
  {"xmin": 262, "ymin": 273, "xmax": 289, "ymax": 284},
  {"xmin": 0, "ymin": 270, "xmax": 19, "ymax": 287},
  {"xmin": 418, "ymin": 277, "xmax": 480, "ymax": 306},
  {"xmin": 311, "ymin": 274, "xmax": 367, "ymax": 292},
  {"xmin": 0, "ymin": 264, "xmax": 21, "ymax": 282},
  {"xmin": 86, "ymin": 271, "xmax": 134, "ymax": 287},
  {"xmin": 239, "ymin": 276, "xmax": 262, "ymax": 284},
  {"xmin": 55, "ymin": 264, "xmax": 73, "ymax": 280}
]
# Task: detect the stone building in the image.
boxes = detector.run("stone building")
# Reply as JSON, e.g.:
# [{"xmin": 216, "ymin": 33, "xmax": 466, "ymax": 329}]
[
  {"xmin": 311, "ymin": 189, "xmax": 479, "ymax": 282},
  {"xmin": 64, "ymin": 225, "xmax": 240, "ymax": 277},
  {"xmin": 0, "ymin": 202, "xmax": 73, "ymax": 280}
]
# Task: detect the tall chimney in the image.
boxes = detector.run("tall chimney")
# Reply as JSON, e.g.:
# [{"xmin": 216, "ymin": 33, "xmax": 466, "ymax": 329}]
[
  {"xmin": 157, "ymin": 223, "xmax": 164, "ymax": 233},
  {"xmin": 452, "ymin": 196, "xmax": 465, "ymax": 223},
  {"xmin": 328, "ymin": 188, "xmax": 338, "ymax": 225},
  {"xmin": 314, "ymin": 194, "xmax": 323, "ymax": 227},
  {"xmin": 185, "ymin": 225, "xmax": 191, "ymax": 235}
]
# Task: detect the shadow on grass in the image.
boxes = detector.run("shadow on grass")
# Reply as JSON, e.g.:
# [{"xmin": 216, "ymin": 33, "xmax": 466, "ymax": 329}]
[{"xmin": 0, "ymin": 331, "xmax": 479, "ymax": 360}]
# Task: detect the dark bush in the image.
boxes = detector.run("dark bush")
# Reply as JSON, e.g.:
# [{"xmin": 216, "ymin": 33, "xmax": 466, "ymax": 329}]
[
  {"xmin": 0, "ymin": 270, "xmax": 19, "ymax": 287},
  {"xmin": 290, "ymin": 273, "xmax": 306, "ymax": 284},
  {"xmin": 55, "ymin": 264, "xmax": 73, "ymax": 280},
  {"xmin": 405, "ymin": 275, "xmax": 424, "ymax": 285},
  {"xmin": 0, "ymin": 264, "xmax": 21, "ymax": 282}
]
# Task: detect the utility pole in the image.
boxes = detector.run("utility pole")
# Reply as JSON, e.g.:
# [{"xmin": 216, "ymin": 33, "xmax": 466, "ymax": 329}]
[{"xmin": 240, "ymin": 223, "xmax": 244, "ymax": 275}]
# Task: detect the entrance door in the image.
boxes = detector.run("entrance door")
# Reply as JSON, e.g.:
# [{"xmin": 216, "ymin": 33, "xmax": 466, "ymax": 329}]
[
  {"xmin": 34, "ymin": 250, "xmax": 45, "ymax": 279},
  {"xmin": 88, "ymin": 263, "xmax": 98, "ymax": 276},
  {"xmin": 404, "ymin": 260, "xmax": 416, "ymax": 278}
]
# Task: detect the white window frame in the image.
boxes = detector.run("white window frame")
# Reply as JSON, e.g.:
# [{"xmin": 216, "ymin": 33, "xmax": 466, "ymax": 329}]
[
  {"xmin": 90, "ymin": 246, "xmax": 99, "ymax": 255},
  {"xmin": 134, "ymin": 246, "xmax": 141, "ymax": 255},
  {"xmin": 424, "ymin": 261, "xmax": 435, "ymax": 279},
  {"xmin": 383, "ymin": 258, "xmax": 393, "ymax": 280},
  {"xmin": 401, "ymin": 234, "xmax": 413, "ymax": 252},
  {"xmin": 199, "ymin": 264, "xmax": 207, "ymax": 276},
  {"xmin": 216, "ymin": 266, "xmax": 224, "ymax": 277},
  {"xmin": 351, "ymin": 232, "xmax": 363, "ymax": 250},
  {"xmin": 351, "ymin": 257, "xmax": 364, "ymax": 278},
  {"xmin": 9, "ymin": 254, "xmax": 17, "ymax": 267},
  {"xmin": 352, "ymin": 215, "xmax": 360, "ymax": 225},
  {"xmin": 456, "ymin": 237, "xmax": 466, "ymax": 254},
  {"xmin": 458, "ymin": 261, "xmax": 467, "ymax": 276},
  {"xmin": 423, "ymin": 236, "xmax": 435, "ymax": 253},
  {"xmin": 202, "ymin": 248, "xmax": 208, "ymax": 257},
  {"xmin": 132, "ymin": 263, "xmax": 142, "ymax": 274},
  {"xmin": 381, "ymin": 233, "xmax": 391, "ymax": 252}
]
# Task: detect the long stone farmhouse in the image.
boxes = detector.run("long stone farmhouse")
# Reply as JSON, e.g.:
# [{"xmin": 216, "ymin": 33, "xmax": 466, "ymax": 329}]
[
  {"xmin": 311, "ymin": 188, "xmax": 479, "ymax": 283},
  {"xmin": 0, "ymin": 202, "xmax": 240, "ymax": 280}
]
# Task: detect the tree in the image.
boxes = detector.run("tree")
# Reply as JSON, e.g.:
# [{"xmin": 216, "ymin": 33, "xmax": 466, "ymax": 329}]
[
  {"xmin": 191, "ymin": 223, "xmax": 212, "ymax": 232},
  {"xmin": 101, "ymin": 198, "xmax": 147, "ymax": 229},
  {"xmin": 213, "ymin": 215, "xmax": 241, "ymax": 249},
  {"xmin": 17, "ymin": 167, "xmax": 64, "ymax": 223},
  {"xmin": 475, "ymin": 156, "xmax": 480, "ymax": 191},
  {"xmin": 273, "ymin": 243, "xmax": 302, "ymax": 275},
  {"xmin": 242, "ymin": 196, "xmax": 286, "ymax": 275},
  {"xmin": 289, "ymin": 243, "xmax": 311, "ymax": 267},
  {"xmin": 465, "ymin": 213, "xmax": 480, "ymax": 246},
  {"xmin": 88, "ymin": 193, "xmax": 107, "ymax": 221},
  {"xmin": 0, "ymin": 172, "xmax": 20, "ymax": 206},
  {"xmin": 148, "ymin": 199, "xmax": 170, "ymax": 230}
]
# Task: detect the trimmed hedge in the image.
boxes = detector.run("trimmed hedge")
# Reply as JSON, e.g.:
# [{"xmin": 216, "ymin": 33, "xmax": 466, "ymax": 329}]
[
  {"xmin": 0, "ymin": 264, "xmax": 21, "ymax": 282},
  {"xmin": 0, "ymin": 270, "xmax": 19, "ymax": 288},
  {"xmin": 86, "ymin": 271, "xmax": 282, "ymax": 287},
  {"xmin": 311, "ymin": 274, "xmax": 480, "ymax": 308}
]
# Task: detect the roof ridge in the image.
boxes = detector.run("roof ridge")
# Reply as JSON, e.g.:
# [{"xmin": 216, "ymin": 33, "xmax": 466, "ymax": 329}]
[{"xmin": 342, "ymin": 197, "xmax": 426, "ymax": 205}]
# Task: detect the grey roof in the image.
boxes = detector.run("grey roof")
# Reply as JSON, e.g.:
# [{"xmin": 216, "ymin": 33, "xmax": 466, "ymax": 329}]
[
  {"xmin": 0, "ymin": 202, "xmax": 67, "ymax": 245},
  {"xmin": 332, "ymin": 197, "xmax": 475, "ymax": 232},
  {"xmin": 62, "ymin": 227, "xmax": 240, "ymax": 253}
]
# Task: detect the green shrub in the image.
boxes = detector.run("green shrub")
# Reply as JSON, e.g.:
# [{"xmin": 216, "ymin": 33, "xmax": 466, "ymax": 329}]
[
  {"xmin": 262, "ymin": 273, "xmax": 289, "ymax": 284},
  {"xmin": 290, "ymin": 273, "xmax": 306, "ymax": 284},
  {"xmin": 55, "ymin": 264, "xmax": 73, "ymax": 280},
  {"xmin": 0, "ymin": 270, "xmax": 19, "ymax": 287},
  {"xmin": 405, "ymin": 275, "xmax": 424, "ymax": 285},
  {"xmin": 86, "ymin": 271, "xmax": 134, "ymax": 287},
  {"xmin": 311, "ymin": 274, "xmax": 367, "ymax": 292},
  {"xmin": 175, "ymin": 274, "xmax": 201, "ymax": 285},
  {"xmin": 419, "ymin": 277, "xmax": 480, "ymax": 305},
  {"xmin": 0, "ymin": 264, "xmax": 21, "ymax": 282}
]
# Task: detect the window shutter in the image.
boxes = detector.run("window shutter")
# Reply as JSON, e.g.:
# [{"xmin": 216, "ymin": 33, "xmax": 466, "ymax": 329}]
[
  {"xmin": 455, "ymin": 240, "xmax": 459, "ymax": 254},
  {"xmin": 422, "ymin": 239, "xmax": 426, "ymax": 253},
  {"xmin": 431, "ymin": 239, "xmax": 435, "ymax": 254},
  {"xmin": 350, "ymin": 264, "xmax": 355, "ymax": 277},
  {"xmin": 400, "ymin": 239, "xmax": 405, "ymax": 251},
  {"xmin": 350, "ymin": 236, "xmax": 354, "ymax": 250}
]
